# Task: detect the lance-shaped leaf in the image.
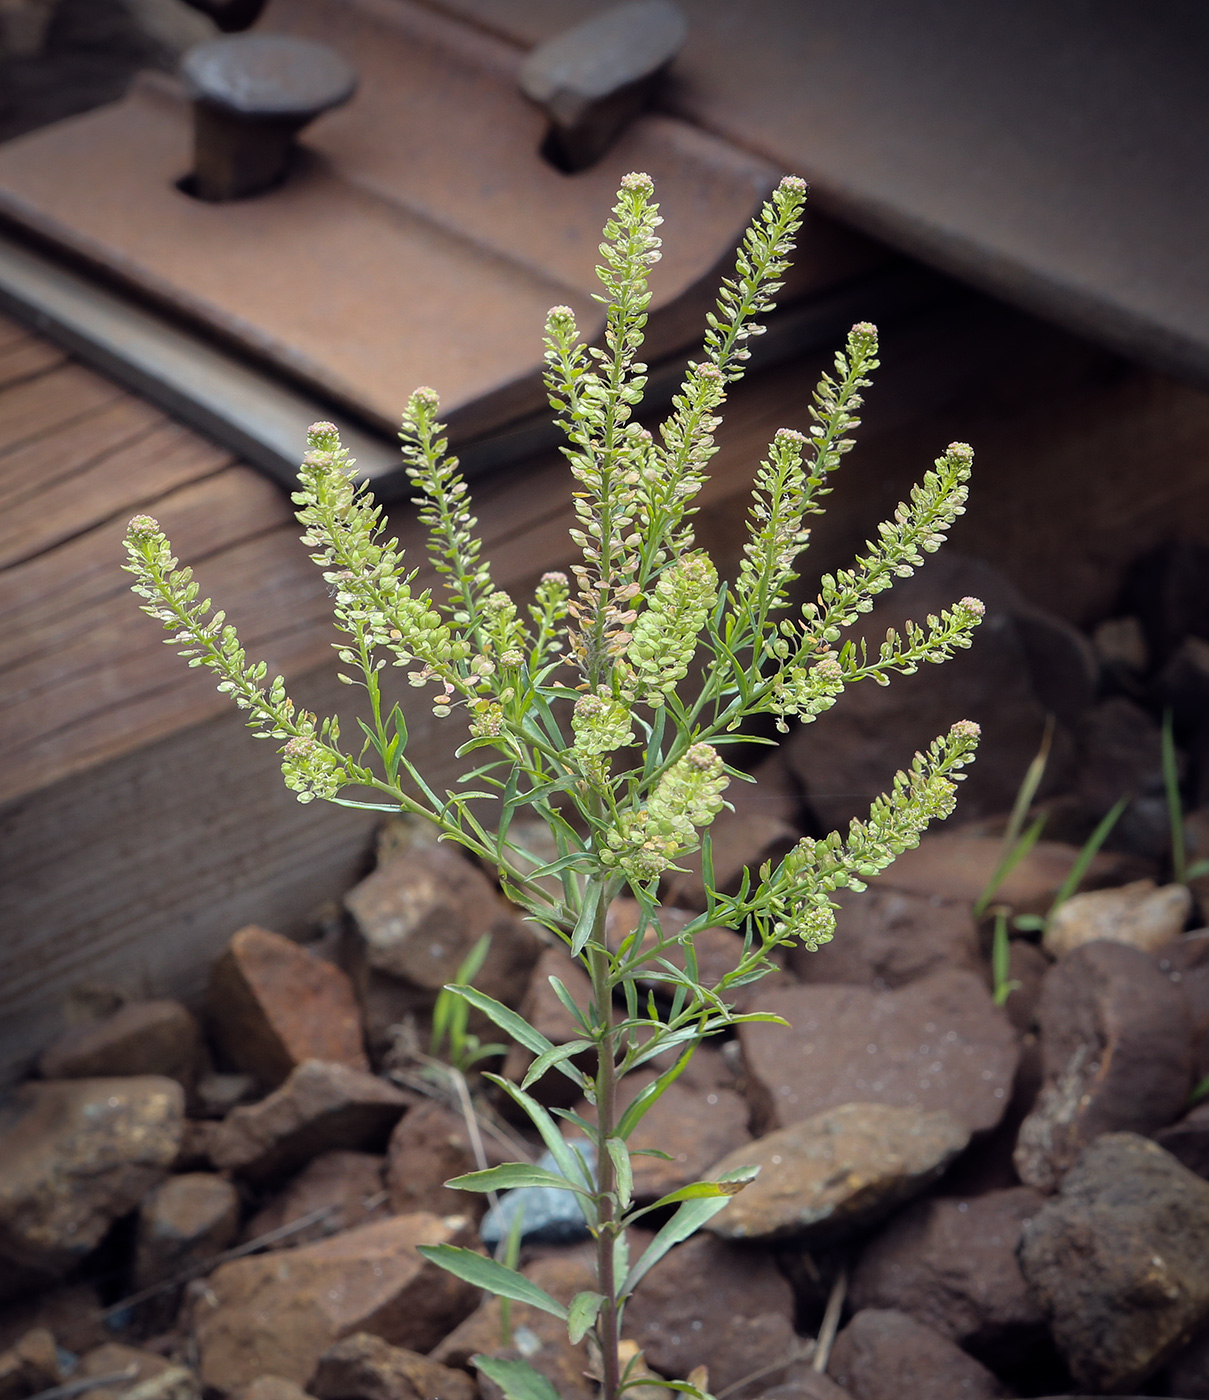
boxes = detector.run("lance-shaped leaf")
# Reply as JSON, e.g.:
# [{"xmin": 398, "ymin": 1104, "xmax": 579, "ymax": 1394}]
[
  {"xmin": 449, "ymin": 985, "xmax": 556, "ymax": 1059},
  {"xmin": 484, "ymin": 1073, "xmax": 598, "ymax": 1220},
  {"xmin": 622, "ymin": 1166, "xmax": 761, "ymax": 1295},
  {"xmin": 570, "ymin": 878, "xmax": 606, "ymax": 957},
  {"xmin": 566, "ymin": 1290, "xmax": 604, "ymax": 1345},
  {"xmin": 416, "ymin": 1245, "xmax": 568, "ymax": 1320},
  {"xmin": 446, "ymin": 1163, "xmax": 589, "ymax": 1195},
  {"xmin": 521, "ymin": 1038, "xmax": 591, "ymax": 1092},
  {"xmin": 606, "ymin": 1136, "xmax": 633, "ymax": 1211},
  {"xmin": 627, "ymin": 1166, "xmax": 760, "ymax": 1221},
  {"xmin": 473, "ymin": 1357, "xmax": 562, "ymax": 1400}
]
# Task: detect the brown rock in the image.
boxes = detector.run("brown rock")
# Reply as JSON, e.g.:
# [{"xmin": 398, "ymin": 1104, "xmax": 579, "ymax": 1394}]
[
  {"xmin": 627, "ymin": 1232, "xmax": 796, "ymax": 1392},
  {"xmin": 706, "ymin": 1103, "xmax": 969, "ymax": 1245},
  {"xmin": 739, "ymin": 971, "xmax": 1018, "ymax": 1137},
  {"xmin": 309, "ymin": 1332, "xmax": 475, "ymax": 1400},
  {"xmin": 172, "ymin": 1118, "xmax": 220, "ymax": 1171},
  {"xmin": 0, "ymin": 1077, "xmax": 184, "ymax": 1276},
  {"xmin": 0, "ymin": 1281, "xmax": 108, "ymax": 1354},
  {"xmin": 1018, "ymin": 1132, "xmax": 1209, "ymax": 1392},
  {"xmin": 827, "ymin": 1309, "xmax": 1010, "ymax": 1399},
  {"xmin": 1157, "ymin": 933, "xmax": 1209, "ymax": 1080},
  {"xmin": 76, "ymin": 1344, "xmax": 200, "ymax": 1400},
  {"xmin": 501, "ymin": 947, "xmax": 594, "ymax": 1110},
  {"xmin": 135, "ymin": 1173, "xmax": 239, "ymax": 1289},
  {"xmin": 1014, "ymin": 941, "xmax": 1194, "ymax": 1191},
  {"xmin": 133, "ymin": 1171, "xmax": 239, "ymax": 1330},
  {"xmin": 38, "ymin": 1001, "xmax": 199, "ymax": 1087},
  {"xmin": 230, "ymin": 1381, "xmax": 312, "ymax": 1400},
  {"xmin": 208, "ymin": 1060, "xmax": 410, "ymax": 1184},
  {"xmin": 782, "ymin": 556, "xmax": 1094, "ymax": 831},
  {"xmin": 870, "ymin": 832, "xmax": 1139, "ymax": 914},
  {"xmin": 0, "ymin": 1329, "xmax": 59, "ymax": 1400},
  {"xmin": 757, "ymin": 1374, "xmax": 852, "ymax": 1400},
  {"xmin": 1000, "ymin": 941, "xmax": 1049, "ymax": 1034},
  {"xmin": 1155, "ymin": 1101, "xmax": 1209, "ymax": 1179},
  {"xmin": 1043, "ymin": 879, "xmax": 1192, "ymax": 959},
  {"xmin": 194, "ymin": 1214, "xmax": 479, "ymax": 1394},
  {"xmin": 245, "ymin": 1151, "xmax": 389, "ymax": 1247},
  {"xmin": 194, "ymin": 1073, "xmax": 258, "ymax": 1120},
  {"xmin": 344, "ymin": 845, "xmax": 541, "ymax": 1042},
  {"xmin": 849, "ymin": 1188, "xmax": 1046, "ymax": 1358},
  {"xmin": 385, "ymin": 1100, "xmax": 506, "ymax": 1222},
  {"xmin": 433, "ymin": 1244, "xmax": 597, "ymax": 1400},
  {"xmin": 208, "ymin": 926, "xmax": 368, "ymax": 1088},
  {"xmin": 788, "ymin": 887, "xmax": 982, "ymax": 989}
]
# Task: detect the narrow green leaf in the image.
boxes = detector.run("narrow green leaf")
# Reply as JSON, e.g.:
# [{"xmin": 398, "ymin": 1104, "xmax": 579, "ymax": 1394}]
[
  {"xmin": 416, "ymin": 1245, "xmax": 567, "ymax": 1319},
  {"xmin": 547, "ymin": 976, "xmax": 593, "ymax": 1033},
  {"xmin": 628, "ymin": 1166, "xmax": 760, "ymax": 1221},
  {"xmin": 484, "ymin": 1074, "xmax": 597, "ymax": 1214},
  {"xmin": 472, "ymin": 1357, "xmax": 561, "ymax": 1400},
  {"xmin": 972, "ymin": 813, "xmax": 1047, "ymax": 919},
  {"xmin": 570, "ymin": 879, "xmax": 605, "ymax": 958},
  {"xmin": 606, "ymin": 1137, "xmax": 633, "ymax": 1211},
  {"xmin": 446, "ymin": 1164, "xmax": 586, "ymax": 1195},
  {"xmin": 566, "ymin": 1290, "xmax": 604, "ymax": 1345},
  {"xmin": 1047, "ymin": 796, "xmax": 1129, "ymax": 918},
  {"xmin": 521, "ymin": 1039, "xmax": 591, "ymax": 1091},
  {"xmin": 622, "ymin": 1195, "xmax": 734, "ymax": 1296},
  {"xmin": 616, "ymin": 1045, "xmax": 695, "ymax": 1140},
  {"xmin": 450, "ymin": 986, "xmax": 556, "ymax": 1059}
]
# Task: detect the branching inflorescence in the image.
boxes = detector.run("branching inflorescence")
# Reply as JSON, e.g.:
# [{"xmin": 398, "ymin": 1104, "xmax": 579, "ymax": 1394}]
[{"xmin": 125, "ymin": 172, "xmax": 983, "ymax": 1400}]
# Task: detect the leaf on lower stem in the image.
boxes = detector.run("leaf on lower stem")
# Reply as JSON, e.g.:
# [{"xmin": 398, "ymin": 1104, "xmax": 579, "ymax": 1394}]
[
  {"xmin": 416, "ymin": 1245, "xmax": 568, "ymax": 1320},
  {"xmin": 567, "ymin": 1290, "xmax": 605, "ymax": 1345},
  {"xmin": 473, "ymin": 1356, "xmax": 562, "ymax": 1400}
]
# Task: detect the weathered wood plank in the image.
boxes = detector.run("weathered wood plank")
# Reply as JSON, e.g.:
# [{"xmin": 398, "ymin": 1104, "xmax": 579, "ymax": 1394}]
[
  {"xmin": 0, "ymin": 333, "xmax": 67, "ymax": 387},
  {"xmin": 0, "ymin": 362, "xmax": 125, "ymax": 454},
  {"xmin": 0, "ymin": 418, "xmax": 235, "ymax": 569}
]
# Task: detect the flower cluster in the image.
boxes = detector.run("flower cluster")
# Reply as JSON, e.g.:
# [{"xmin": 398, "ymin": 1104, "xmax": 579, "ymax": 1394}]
[{"xmin": 602, "ymin": 742, "xmax": 729, "ymax": 882}]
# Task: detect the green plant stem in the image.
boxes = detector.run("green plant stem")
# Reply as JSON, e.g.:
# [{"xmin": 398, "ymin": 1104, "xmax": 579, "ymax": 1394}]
[
  {"xmin": 1163, "ymin": 708, "xmax": 1188, "ymax": 885},
  {"xmin": 587, "ymin": 884, "xmax": 621, "ymax": 1400}
]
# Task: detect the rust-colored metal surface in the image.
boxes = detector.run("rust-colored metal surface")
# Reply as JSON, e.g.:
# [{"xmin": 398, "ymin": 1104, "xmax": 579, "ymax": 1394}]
[{"xmin": 0, "ymin": 0, "xmax": 797, "ymax": 438}]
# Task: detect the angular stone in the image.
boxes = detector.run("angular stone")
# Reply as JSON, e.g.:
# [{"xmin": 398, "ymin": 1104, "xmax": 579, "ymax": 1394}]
[
  {"xmin": 755, "ymin": 1374, "xmax": 852, "ymax": 1400},
  {"xmin": 0, "ymin": 1076, "xmax": 183, "ymax": 1276},
  {"xmin": 38, "ymin": 1001, "xmax": 199, "ymax": 1087},
  {"xmin": 309, "ymin": 1332, "xmax": 476, "ymax": 1400},
  {"xmin": 385, "ymin": 1099, "xmax": 508, "ymax": 1223},
  {"xmin": 1018, "ymin": 1133, "xmax": 1209, "ymax": 1392},
  {"xmin": 0, "ymin": 1329, "xmax": 59, "ymax": 1400},
  {"xmin": 706, "ymin": 1103, "xmax": 968, "ymax": 1245},
  {"xmin": 135, "ymin": 1173, "xmax": 239, "ymax": 1290},
  {"xmin": 194, "ymin": 1214, "xmax": 479, "ymax": 1394},
  {"xmin": 75, "ymin": 1344, "xmax": 200, "ymax": 1400},
  {"xmin": 849, "ymin": 1187, "xmax": 1046, "ymax": 1358},
  {"xmin": 1155, "ymin": 1101, "xmax": 1209, "ymax": 1179},
  {"xmin": 827, "ymin": 1309, "xmax": 1010, "ymax": 1400},
  {"xmin": 432, "ymin": 1245, "xmax": 597, "ymax": 1400},
  {"xmin": 1014, "ymin": 941, "xmax": 1194, "ymax": 1191},
  {"xmin": 739, "ymin": 971, "xmax": 1018, "ymax": 1137},
  {"xmin": 208, "ymin": 1060, "xmax": 410, "ymax": 1184},
  {"xmin": 344, "ymin": 845, "xmax": 540, "ymax": 1027},
  {"xmin": 627, "ymin": 1232, "xmax": 796, "ymax": 1392},
  {"xmin": 208, "ymin": 925, "xmax": 368, "ymax": 1088},
  {"xmin": 194, "ymin": 1073, "xmax": 259, "ymax": 1120},
  {"xmin": 788, "ymin": 887, "xmax": 982, "ymax": 990},
  {"xmin": 1043, "ymin": 879, "xmax": 1191, "ymax": 959},
  {"xmin": 245, "ymin": 1151, "xmax": 388, "ymax": 1248},
  {"xmin": 501, "ymin": 946, "xmax": 594, "ymax": 1110},
  {"xmin": 870, "ymin": 831, "xmax": 1139, "ymax": 914}
]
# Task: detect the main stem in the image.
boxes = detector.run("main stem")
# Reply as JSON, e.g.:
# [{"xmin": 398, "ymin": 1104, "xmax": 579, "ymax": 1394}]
[{"xmin": 587, "ymin": 878, "xmax": 621, "ymax": 1400}]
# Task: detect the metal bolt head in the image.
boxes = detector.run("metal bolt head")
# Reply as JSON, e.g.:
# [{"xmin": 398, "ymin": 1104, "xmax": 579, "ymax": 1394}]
[{"xmin": 182, "ymin": 34, "xmax": 358, "ymax": 122}]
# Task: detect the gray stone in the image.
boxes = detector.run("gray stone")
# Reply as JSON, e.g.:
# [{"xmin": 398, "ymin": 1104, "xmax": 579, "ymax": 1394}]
[
  {"xmin": 0, "ymin": 1076, "xmax": 183, "ymax": 1277},
  {"xmin": 1018, "ymin": 1132, "xmax": 1209, "ymax": 1392},
  {"xmin": 706, "ymin": 1103, "xmax": 969, "ymax": 1245},
  {"xmin": 481, "ymin": 1143, "xmax": 593, "ymax": 1247}
]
